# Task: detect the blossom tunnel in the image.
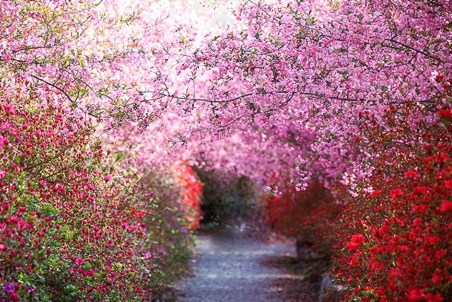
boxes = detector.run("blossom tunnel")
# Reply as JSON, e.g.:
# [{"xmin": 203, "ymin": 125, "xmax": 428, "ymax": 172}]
[{"xmin": 0, "ymin": 0, "xmax": 451, "ymax": 301}]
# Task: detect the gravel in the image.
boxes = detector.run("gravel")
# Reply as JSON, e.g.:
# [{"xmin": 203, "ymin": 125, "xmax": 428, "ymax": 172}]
[{"xmin": 173, "ymin": 226, "xmax": 301, "ymax": 302}]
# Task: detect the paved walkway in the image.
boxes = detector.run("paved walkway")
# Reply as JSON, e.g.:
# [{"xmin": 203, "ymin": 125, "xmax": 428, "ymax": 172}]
[{"xmin": 174, "ymin": 227, "xmax": 300, "ymax": 302}]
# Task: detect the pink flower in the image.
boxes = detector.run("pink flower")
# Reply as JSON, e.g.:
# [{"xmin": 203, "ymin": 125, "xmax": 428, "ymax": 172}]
[
  {"xmin": 75, "ymin": 258, "xmax": 84, "ymax": 265},
  {"xmin": 5, "ymin": 105, "xmax": 15, "ymax": 114},
  {"xmin": 86, "ymin": 270, "xmax": 95, "ymax": 277},
  {"xmin": 103, "ymin": 175, "xmax": 112, "ymax": 182},
  {"xmin": 10, "ymin": 292, "xmax": 19, "ymax": 302}
]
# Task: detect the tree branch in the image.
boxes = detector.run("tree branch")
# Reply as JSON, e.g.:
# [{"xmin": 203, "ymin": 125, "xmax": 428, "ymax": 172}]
[{"xmin": 31, "ymin": 74, "xmax": 75, "ymax": 105}]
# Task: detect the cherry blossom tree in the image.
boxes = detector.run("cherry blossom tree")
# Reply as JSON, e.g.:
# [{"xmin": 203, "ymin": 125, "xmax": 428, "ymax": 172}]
[{"xmin": 149, "ymin": 0, "xmax": 451, "ymax": 188}]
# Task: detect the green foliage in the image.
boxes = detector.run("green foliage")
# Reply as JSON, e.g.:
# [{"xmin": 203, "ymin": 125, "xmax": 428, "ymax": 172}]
[{"xmin": 195, "ymin": 169, "xmax": 264, "ymax": 233}]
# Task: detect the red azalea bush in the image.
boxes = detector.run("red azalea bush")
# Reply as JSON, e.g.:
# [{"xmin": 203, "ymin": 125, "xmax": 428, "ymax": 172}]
[
  {"xmin": 265, "ymin": 180, "xmax": 342, "ymax": 283},
  {"xmin": 266, "ymin": 181, "xmax": 340, "ymax": 242},
  {"xmin": 174, "ymin": 164, "xmax": 203, "ymax": 230},
  {"xmin": 332, "ymin": 98, "xmax": 452, "ymax": 301},
  {"xmin": 0, "ymin": 101, "xmax": 156, "ymax": 301}
]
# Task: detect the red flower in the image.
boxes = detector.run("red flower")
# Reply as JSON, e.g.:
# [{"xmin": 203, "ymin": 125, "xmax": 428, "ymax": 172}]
[
  {"xmin": 425, "ymin": 293, "xmax": 444, "ymax": 302},
  {"xmin": 10, "ymin": 293, "xmax": 19, "ymax": 302},
  {"xmin": 413, "ymin": 186, "xmax": 427, "ymax": 195},
  {"xmin": 412, "ymin": 218, "xmax": 422, "ymax": 226},
  {"xmin": 439, "ymin": 200, "xmax": 452, "ymax": 212},
  {"xmin": 435, "ymin": 74, "xmax": 444, "ymax": 82},
  {"xmin": 390, "ymin": 188, "xmax": 404, "ymax": 199},
  {"xmin": 435, "ymin": 249, "xmax": 446, "ymax": 259},
  {"xmin": 407, "ymin": 289, "xmax": 424, "ymax": 302},
  {"xmin": 434, "ymin": 153, "xmax": 449, "ymax": 163},
  {"xmin": 411, "ymin": 204, "xmax": 427, "ymax": 214},
  {"xmin": 369, "ymin": 190, "xmax": 382, "ymax": 197},
  {"xmin": 346, "ymin": 234, "xmax": 366, "ymax": 250},
  {"xmin": 432, "ymin": 270, "xmax": 443, "ymax": 284},
  {"xmin": 438, "ymin": 108, "xmax": 452, "ymax": 118},
  {"xmin": 444, "ymin": 180, "xmax": 452, "ymax": 189},
  {"xmin": 425, "ymin": 236, "xmax": 439, "ymax": 245},
  {"xmin": 388, "ymin": 268, "xmax": 400, "ymax": 279},
  {"xmin": 370, "ymin": 261, "xmax": 383, "ymax": 272},
  {"xmin": 404, "ymin": 170, "xmax": 418, "ymax": 178}
]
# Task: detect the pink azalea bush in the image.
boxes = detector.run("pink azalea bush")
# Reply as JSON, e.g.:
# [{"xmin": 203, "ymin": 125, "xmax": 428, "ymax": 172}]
[
  {"xmin": 136, "ymin": 164, "xmax": 203, "ymax": 291},
  {"xmin": 0, "ymin": 102, "xmax": 158, "ymax": 300}
]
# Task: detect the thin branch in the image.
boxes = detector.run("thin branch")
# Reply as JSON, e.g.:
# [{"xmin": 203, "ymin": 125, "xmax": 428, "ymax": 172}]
[
  {"xmin": 160, "ymin": 90, "xmax": 436, "ymax": 105},
  {"xmin": 31, "ymin": 74, "xmax": 75, "ymax": 104},
  {"xmin": 384, "ymin": 39, "xmax": 445, "ymax": 63},
  {"xmin": 159, "ymin": 92, "xmax": 254, "ymax": 104}
]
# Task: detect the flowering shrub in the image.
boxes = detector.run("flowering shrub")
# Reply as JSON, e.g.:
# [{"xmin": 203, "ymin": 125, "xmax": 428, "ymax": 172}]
[
  {"xmin": 266, "ymin": 181, "xmax": 340, "ymax": 242},
  {"xmin": 265, "ymin": 181, "xmax": 342, "ymax": 285},
  {"xmin": 333, "ymin": 98, "xmax": 452, "ymax": 301},
  {"xmin": 104, "ymin": 131, "xmax": 205, "ymax": 290},
  {"xmin": 108, "ymin": 163, "xmax": 200, "ymax": 293},
  {"xmin": 174, "ymin": 164, "xmax": 203, "ymax": 230},
  {"xmin": 0, "ymin": 102, "xmax": 156, "ymax": 301}
]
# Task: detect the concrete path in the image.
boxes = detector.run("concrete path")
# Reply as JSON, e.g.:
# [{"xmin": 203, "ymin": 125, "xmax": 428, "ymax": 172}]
[{"xmin": 174, "ymin": 227, "xmax": 301, "ymax": 302}]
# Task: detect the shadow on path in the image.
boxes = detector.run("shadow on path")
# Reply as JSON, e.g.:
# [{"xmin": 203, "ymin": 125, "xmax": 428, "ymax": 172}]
[{"xmin": 172, "ymin": 227, "xmax": 312, "ymax": 302}]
